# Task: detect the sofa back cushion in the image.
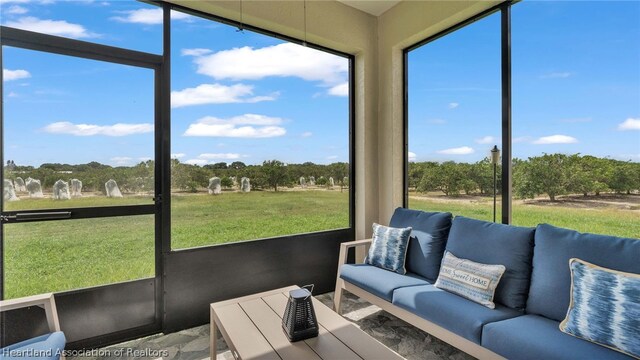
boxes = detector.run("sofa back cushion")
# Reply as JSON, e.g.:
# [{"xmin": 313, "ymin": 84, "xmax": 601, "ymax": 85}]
[
  {"xmin": 526, "ymin": 224, "xmax": 640, "ymax": 321},
  {"xmin": 445, "ymin": 216, "xmax": 535, "ymax": 310},
  {"xmin": 389, "ymin": 208, "xmax": 452, "ymax": 281}
]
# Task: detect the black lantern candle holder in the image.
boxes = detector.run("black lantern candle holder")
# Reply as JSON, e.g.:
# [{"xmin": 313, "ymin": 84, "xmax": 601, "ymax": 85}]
[{"xmin": 282, "ymin": 285, "xmax": 318, "ymax": 342}]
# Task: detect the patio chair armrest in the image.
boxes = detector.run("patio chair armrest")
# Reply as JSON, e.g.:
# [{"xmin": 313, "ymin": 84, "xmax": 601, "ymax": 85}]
[
  {"xmin": 337, "ymin": 239, "xmax": 372, "ymax": 266},
  {"xmin": 0, "ymin": 293, "xmax": 61, "ymax": 332}
]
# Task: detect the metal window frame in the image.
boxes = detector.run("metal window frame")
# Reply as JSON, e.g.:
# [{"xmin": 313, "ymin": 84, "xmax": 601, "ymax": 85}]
[
  {"xmin": 1, "ymin": 0, "xmax": 356, "ymax": 348},
  {"xmin": 0, "ymin": 3, "xmax": 168, "ymax": 346},
  {"xmin": 402, "ymin": 1, "xmax": 513, "ymax": 224},
  {"xmin": 162, "ymin": 1, "xmax": 356, "ymax": 252}
]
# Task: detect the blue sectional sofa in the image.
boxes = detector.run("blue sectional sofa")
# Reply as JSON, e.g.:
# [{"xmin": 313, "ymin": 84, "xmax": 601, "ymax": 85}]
[{"xmin": 333, "ymin": 208, "xmax": 639, "ymax": 360}]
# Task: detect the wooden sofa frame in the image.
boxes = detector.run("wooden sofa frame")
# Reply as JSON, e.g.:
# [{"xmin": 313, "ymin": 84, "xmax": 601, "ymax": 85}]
[
  {"xmin": 0, "ymin": 293, "xmax": 65, "ymax": 360},
  {"xmin": 333, "ymin": 239, "xmax": 505, "ymax": 360}
]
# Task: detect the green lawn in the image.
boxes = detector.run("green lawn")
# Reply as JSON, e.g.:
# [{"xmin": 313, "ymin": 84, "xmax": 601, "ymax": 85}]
[
  {"xmin": 3, "ymin": 190, "xmax": 638, "ymax": 298},
  {"xmin": 409, "ymin": 197, "xmax": 639, "ymax": 239},
  {"xmin": 171, "ymin": 191, "xmax": 349, "ymax": 249},
  {"xmin": 3, "ymin": 190, "xmax": 349, "ymax": 298}
]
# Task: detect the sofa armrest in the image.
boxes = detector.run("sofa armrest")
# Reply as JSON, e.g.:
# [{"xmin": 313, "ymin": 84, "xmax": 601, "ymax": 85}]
[
  {"xmin": 338, "ymin": 239, "xmax": 372, "ymax": 266},
  {"xmin": 0, "ymin": 293, "xmax": 61, "ymax": 332}
]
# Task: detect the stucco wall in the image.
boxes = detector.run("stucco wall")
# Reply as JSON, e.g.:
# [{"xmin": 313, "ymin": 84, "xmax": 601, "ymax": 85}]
[{"xmin": 165, "ymin": 0, "xmax": 500, "ymax": 236}]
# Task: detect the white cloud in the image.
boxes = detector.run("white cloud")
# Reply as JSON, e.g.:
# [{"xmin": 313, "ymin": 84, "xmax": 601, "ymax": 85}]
[
  {"xmin": 5, "ymin": 5, "xmax": 28, "ymax": 14},
  {"xmin": 111, "ymin": 8, "xmax": 190, "ymax": 25},
  {"xmin": 184, "ymin": 114, "xmax": 286, "ymax": 138},
  {"xmin": 540, "ymin": 72, "xmax": 572, "ymax": 79},
  {"xmin": 408, "ymin": 152, "xmax": 417, "ymax": 162},
  {"xmin": 617, "ymin": 118, "xmax": 640, "ymax": 131},
  {"xmin": 171, "ymin": 153, "xmax": 186, "ymax": 159},
  {"xmin": 181, "ymin": 48, "xmax": 212, "ymax": 57},
  {"xmin": 184, "ymin": 159, "xmax": 208, "ymax": 166},
  {"xmin": 3, "ymin": 69, "xmax": 31, "ymax": 81},
  {"xmin": 428, "ymin": 119, "xmax": 447, "ymax": 125},
  {"xmin": 328, "ymin": 82, "xmax": 348, "ymax": 97},
  {"xmin": 43, "ymin": 121, "xmax": 153, "ymax": 136},
  {"xmin": 5, "ymin": 17, "xmax": 97, "ymax": 39},
  {"xmin": 532, "ymin": 135, "xmax": 578, "ymax": 144},
  {"xmin": 301, "ymin": 132, "xmax": 313, "ymax": 138},
  {"xmin": 0, "ymin": 0, "xmax": 30, "ymax": 4},
  {"xmin": 138, "ymin": 157, "xmax": 152, "ymax": 162},
  {"xmin": 193, "ymin": 43, "xmax": 348, "ymax": 85},
  {"xmin": 171, "ymin": 83, "xmax": 277, "ymax": 108},
  {"xmin": 110, "ymin": 157, "xmax": 133, "ymax": 165},
  {"xmin": 437, "ymin": 146, "xmax": 474, "ymax": 155},
  {"xmin": 198, "ymin": 153, "xmax": 241, "ymax": 160},
  {"xmin": 475, "ymin": 136, "xmax": 496, "ymax": 145},
  {"xmin": 448, "ymin": 102, "xmax": 459, "ymax": 109},
  {"xmin": 327, "ymin": 155, "xmax": 339, "ymax": 160}
]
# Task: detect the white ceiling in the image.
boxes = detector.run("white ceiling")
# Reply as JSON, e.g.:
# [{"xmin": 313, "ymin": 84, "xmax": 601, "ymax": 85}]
[{"xmin": 337, "ymin": 0, "xmax": 402, "ymax": 16}]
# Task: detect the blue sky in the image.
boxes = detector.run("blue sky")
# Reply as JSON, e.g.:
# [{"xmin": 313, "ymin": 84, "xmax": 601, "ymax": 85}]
[
  {"xmin": 408, "ymin": 1, "xmax": 640, "ymax": 163},
  {"xmin": 2, "ymin": 1, "xmax": 638, "ymax": 167},
  {"xmin": 1, "ymin": 0, "xmax": 349, "ymax": 167}
]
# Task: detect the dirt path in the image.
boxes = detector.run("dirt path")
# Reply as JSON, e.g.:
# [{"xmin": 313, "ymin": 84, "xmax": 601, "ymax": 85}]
[{"xmin": 409, "ymin": 193, "xmax": 640, "ymax": 211}]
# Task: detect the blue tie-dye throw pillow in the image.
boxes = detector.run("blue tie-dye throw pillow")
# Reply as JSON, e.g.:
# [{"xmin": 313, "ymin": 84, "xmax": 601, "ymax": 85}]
[
  {"xmin": 560, "ymin": 258, "xmax": 640, "ymax": 359},
  {"xmin": 365, "ymin": 223, "xmax": 412, "ymax": 274}
]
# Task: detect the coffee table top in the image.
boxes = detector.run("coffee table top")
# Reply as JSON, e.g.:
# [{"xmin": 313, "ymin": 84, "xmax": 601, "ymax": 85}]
[{"xmin": 211, "ymin": 285, "xmax": 403, "ymax": 360}]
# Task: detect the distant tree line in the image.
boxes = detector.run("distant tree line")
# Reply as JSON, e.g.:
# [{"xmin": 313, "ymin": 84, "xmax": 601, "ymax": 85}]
[
  {"xmin": 3, "ymin": 160, "xmax": 350, "ymax": 194},
  {"xmin": 409, "ymin": 153, "xmax": 640, "ymax": 201},
  {"xmin": 170, "ymin": 160, "xmax": 349, "ymax": 192}
]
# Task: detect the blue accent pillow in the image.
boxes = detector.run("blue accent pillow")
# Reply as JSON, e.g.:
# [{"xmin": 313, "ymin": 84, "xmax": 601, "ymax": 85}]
[
  {"xmin": 389, "ymin": 208, "xmax": 453, "ymax": 281},
  {"xmin": 560, "ymin": 258, "xmax": 640, "ymax": 359},
  {"xmin": 446, "ymin": 216, "xmax": 534, "ymax": 310},
  {"xmin": 435, "ymin": 251, "xmax": 506, "ymax": 309},
  {"xmin": 365, "ymin": 223, "xmax": 412, "ymax": 274}
]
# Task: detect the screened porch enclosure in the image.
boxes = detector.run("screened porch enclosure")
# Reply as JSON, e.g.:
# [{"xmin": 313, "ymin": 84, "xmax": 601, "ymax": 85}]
[{"xmin": 1, "ymin": 0, "xmax": 638, "ymax": 355}]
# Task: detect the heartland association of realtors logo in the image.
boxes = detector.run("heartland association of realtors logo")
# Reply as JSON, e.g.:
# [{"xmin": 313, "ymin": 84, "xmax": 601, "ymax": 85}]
[
  {"xmin": 440, "ymin": 266, "xmax": 491, "ymax": 290},
  {"xmin": 2, "ymin": 348, "xmax": 169, "ymax": 358}
]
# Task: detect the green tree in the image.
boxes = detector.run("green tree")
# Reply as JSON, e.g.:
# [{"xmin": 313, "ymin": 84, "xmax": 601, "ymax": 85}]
[
  {"xmin": 608, "ymin": 161, "xmax": 638, "ymax": 194},
  {"xmin": 261, "ymin": 160, "xmax": 288, "ymax": 191},
  {"xmin": 514, "ymin": 153, "xmax": 570, "ymax": 201},
  {"xmin": 567, "ymin": 155, "xmax": 609, "ymax": 196},
  {"xmin": 220, "ymin": 176, "xmax": 234, "ymax": 189},
  {"xmin": 417, "ymin": 161, "xmax": 466, "ymax": 196},
  {"xmin": 229, "ymin": 161, "xmax": 246, "ymax": 170}
]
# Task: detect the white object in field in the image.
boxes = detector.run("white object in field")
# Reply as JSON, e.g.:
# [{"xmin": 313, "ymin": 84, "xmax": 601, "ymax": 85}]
[
  {"xmin": 208, "ymin": 177, "xmax": 222, "ymax": 195},
  {"xmin": 14, "ymin": 177, "xmax": 26, "ymax": 192},
  {"xmin": 3, "ymin": 179, "xmax": 19, "ymax": 201},
  {"xmin": 300, "ymin": 177, "xmax": 306, "ymax": 188},
  {"xmin": 105, "ymin": 179, "xmax": 123, "ymax": 198},
  {"xmin": 53, "ymin": 179, "xmax": 71, "ymax": 200},
  {"xmin": 71, "ymin": 179, "xmax": 83, "ymax": 197},
  {"xmin": 241, "ymin": 177, "xmax": 251, "ymax": 193},
  {"xmin": 309, "ymin": 176, "xmax": 315, "ymax": 186},
  {"xmin": 329, "ymin": 177, "xmax": 335, "ymax": 188},
  {"xmin": 26, "ymin": 177, "xmax": 44, "ymax": 198}
]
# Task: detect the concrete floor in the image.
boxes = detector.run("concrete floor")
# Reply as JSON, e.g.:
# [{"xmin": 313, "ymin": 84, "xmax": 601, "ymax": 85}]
[{"xmin": 70, "ymin": 291, "xmax": 472, "ymax": 360}]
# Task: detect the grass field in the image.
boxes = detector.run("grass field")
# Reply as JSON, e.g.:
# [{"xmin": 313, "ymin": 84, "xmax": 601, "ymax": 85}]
[{"xmin": 3, "ymin": 190, "xmax": 638, "ymax": 298}]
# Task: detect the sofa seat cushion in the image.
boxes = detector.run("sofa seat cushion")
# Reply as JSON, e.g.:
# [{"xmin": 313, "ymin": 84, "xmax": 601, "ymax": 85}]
[
  {"xmin": 1, "ymin": 331, "xmax": 66, "ymax": 360},
  {"xmin": 392, "ymin": 284, "xmax": 522, "ymax": 344},
  {"xmin": 527, "ymin": 224, "xmax": 640, "ymax": 321},
  {"xmin": 445, "ymin": 216, "xmax": 535, "ymax": 310},
  {"xmin": 389, "ymin": 208, "xmax": 453, "ymax": 281},
  {"xmin": 482, "ymin": 315, "xmax": 634, "ymax": 360},
  {"xmin": 340, "ymin": 264, "xmax": 431, "ymax": 302}
]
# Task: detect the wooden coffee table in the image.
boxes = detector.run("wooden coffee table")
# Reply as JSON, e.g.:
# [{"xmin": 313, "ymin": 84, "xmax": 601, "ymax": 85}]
[{"xmin": 210, "ymin": 285, "xmax": 404, "ymax": 360}]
